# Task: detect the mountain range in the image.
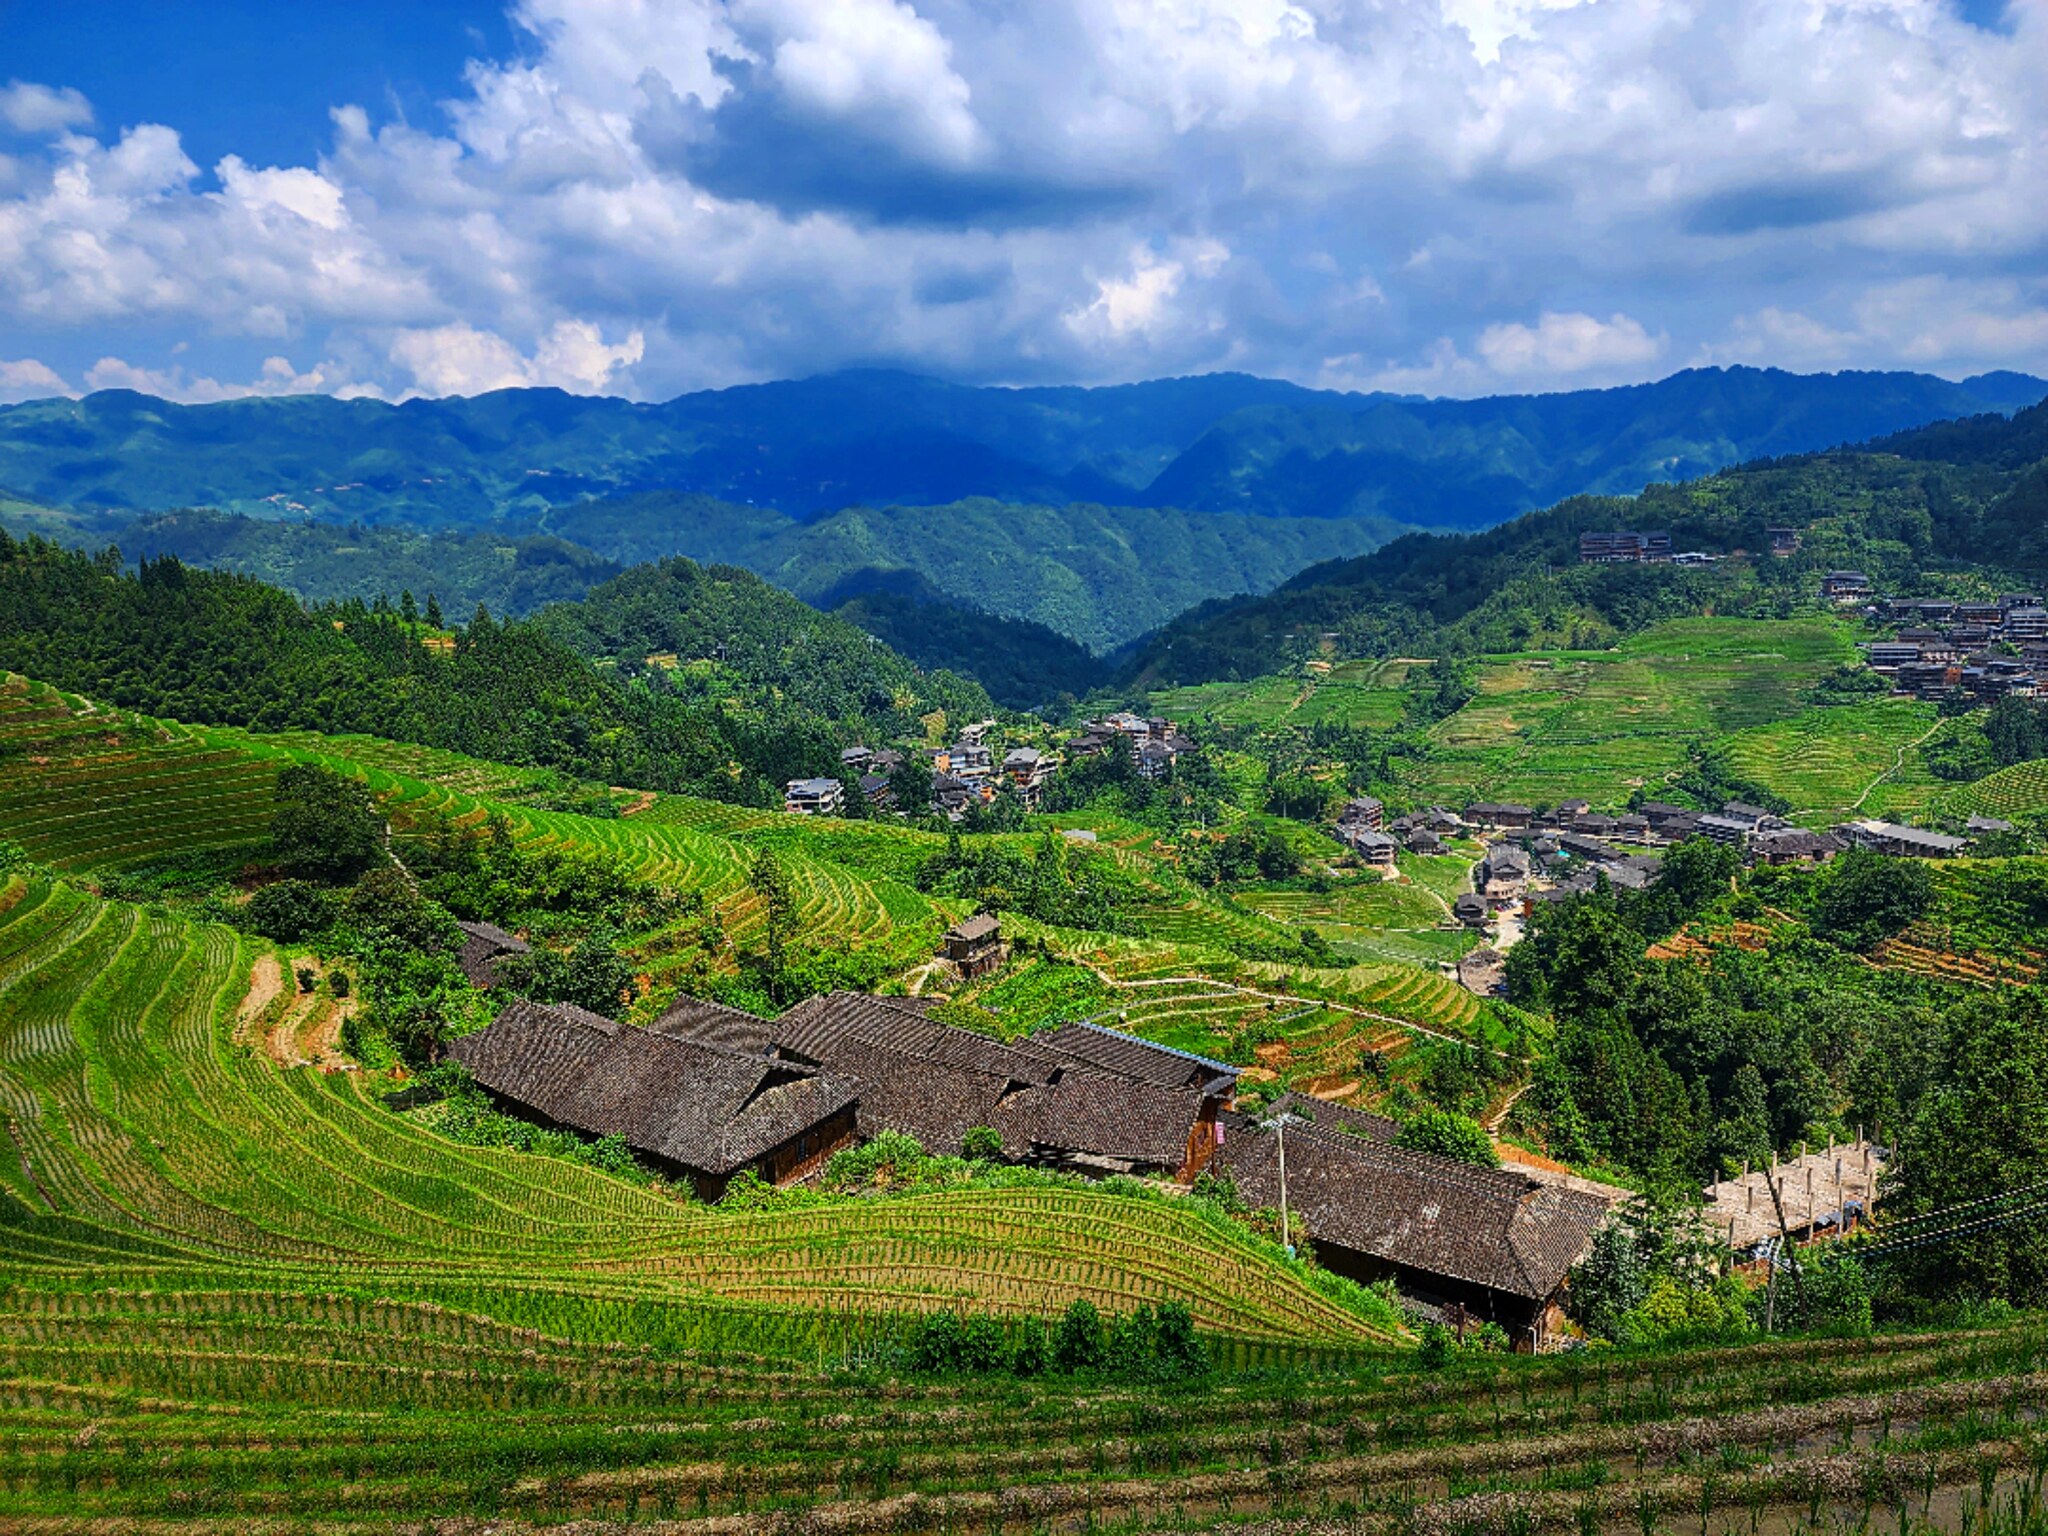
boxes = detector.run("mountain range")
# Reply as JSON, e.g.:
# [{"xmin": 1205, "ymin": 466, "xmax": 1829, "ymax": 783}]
[
  {"xmin": 2, "ymin": 365, "xmax": 2038, "ymax": 530},
  {"xmin": 1, "ymin": 365, "xmax": 2041, "ymax": 667}
]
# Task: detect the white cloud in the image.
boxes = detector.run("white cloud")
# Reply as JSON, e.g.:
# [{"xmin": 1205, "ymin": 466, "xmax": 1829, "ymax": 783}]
[
  {"xmin": 1476, "ymin": 311, "xmax": 1666, "ymax": 378},
  {"xmin": 387, "ymin": 319, "xmax": 644, "ymax": 397},
  {"xmin": 0, "ymin": 356, "xmax": 71, "ymax": 403},
  {"xmin": 0, "ymin": 81, "xmax": 92, "ymax": 136},
  {"xmin": 1063, "ymin": 239, "xmax": 1230, "ymax": 350},
  {"xmin": 81, "ymin": 353, "xmax": 373, "ymax": 404},
  {"xmin": 0, "ymin": 0, "xmax": 2042, "ymax": 397},
  {"xmin": 734, "ymin": 0, "xmax": 985, "ymax": 163}
]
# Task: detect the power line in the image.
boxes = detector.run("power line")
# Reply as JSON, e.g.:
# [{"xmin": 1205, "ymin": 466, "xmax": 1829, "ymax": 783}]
[
  {"xmin": 1859, "ymin": 1195, "xmax": 2048, "ymax": 1261},
  {"xmin": 1870, "ymin": 1178, "xmax": 2048, "ymax": 1231}
]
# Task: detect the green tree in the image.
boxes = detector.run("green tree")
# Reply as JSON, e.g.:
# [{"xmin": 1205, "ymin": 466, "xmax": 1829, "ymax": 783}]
[
  {"xmin": 271, "ymin": 764, "xmax": 380, "ymax": 879},
  {"xmin": 501, "ymin": 933, "xmax": 639, "ymax": 1018},
  {"xmin": 748, "ymin": 847, "xmax": 797, "ymax": 997},
  {"xmin": 1811, "ymin": 848, "xmax": 1934, "ymax": 951},
  {"xmin": 244, "ymin": 879, "xmax": 339, "ymax": 943},
  {"xmin": 1395, "ymin": 1109, "xmax": 1500, "ymax": 1168},
  {"xmin": 1889, "ymin": 990, "xmax": 2048, "ymax": 1308}
]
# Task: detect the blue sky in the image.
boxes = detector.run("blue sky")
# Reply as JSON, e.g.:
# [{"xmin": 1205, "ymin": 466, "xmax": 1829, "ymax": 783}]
[{"xmin": 1, "ymin": 0, "xmax": 2043, "ymax": 404}]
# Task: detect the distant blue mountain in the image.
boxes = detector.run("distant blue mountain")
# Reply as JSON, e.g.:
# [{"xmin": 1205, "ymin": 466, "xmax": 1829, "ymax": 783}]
[{"xmin": 0, "ymin": 364, "xmax": 2037, "ymax": 534}]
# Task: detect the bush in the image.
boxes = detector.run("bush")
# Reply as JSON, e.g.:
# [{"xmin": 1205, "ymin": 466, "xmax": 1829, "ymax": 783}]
[
  {"xmin": 1009, "ymin": 1315, "xmax": 1050, "ymax": 1375},
  {"xmin": 961, "ymin": 1125, "xmax": 1004, "ymax": 1162},
  {"xmin": 1416, "ymin": 1322, "xmax": 1456, "ymax": 1369},
  {"xmin": 245, "ymin": 879, "xmax": 339, "ymax": 943},
  {"xmin": 1053, "ymin": 1298, "xmax": 1107, "ymax": 1372},
  {"xmin": 1395, "ymin": 1109, "xmax": 1500, "ymax": 1168}
]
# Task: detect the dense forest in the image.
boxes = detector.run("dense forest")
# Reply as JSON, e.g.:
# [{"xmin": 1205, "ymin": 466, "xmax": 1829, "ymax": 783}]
[{"xmin": 0, "ymin": 531, "xmax": 987, "ymax": 805}]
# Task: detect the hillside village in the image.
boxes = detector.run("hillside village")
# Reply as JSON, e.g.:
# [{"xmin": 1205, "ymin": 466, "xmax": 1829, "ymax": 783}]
[{"xmin": 787, "ymin": 709, "xmax": 1188, "ymax": 820}]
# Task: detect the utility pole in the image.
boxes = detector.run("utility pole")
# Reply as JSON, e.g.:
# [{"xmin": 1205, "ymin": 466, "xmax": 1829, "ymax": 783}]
[{"xmin": 1277, "ymin": 1118, "xmax": 1292, "ymax": 1257}]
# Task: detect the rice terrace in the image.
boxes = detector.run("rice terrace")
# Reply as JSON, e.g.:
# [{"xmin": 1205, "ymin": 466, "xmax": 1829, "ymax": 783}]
[{"xmin": 6, "ymin": 6, "xmax": 2048, "ymax": 1528}]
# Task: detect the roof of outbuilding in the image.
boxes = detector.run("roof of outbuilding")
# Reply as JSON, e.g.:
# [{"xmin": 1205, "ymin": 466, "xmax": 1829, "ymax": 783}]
[
  {"xmin": 449, "ymin": 999, "xmax": 854, "ymax": 1176},
  {"xmin": 455, "ymin": 920, "xmax": 530, "ymax": 988},
  {"xmin": 945, "ymin": 913, "xmax": 1003, "ymax": 944},
  {"xmin": 1213, "ymin": 1119, "xmax": 1612, "ymax": 1301}
]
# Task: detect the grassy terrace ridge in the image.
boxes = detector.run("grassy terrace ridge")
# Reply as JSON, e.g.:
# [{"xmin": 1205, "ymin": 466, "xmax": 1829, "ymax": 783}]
[
  {"xmin": 0, "ymin": 869, "xmax": 1393, "ymax": 1352},
  {"xmin": 5, "ymin": 1290, "xmax": 2048, "ymax": 1531}
]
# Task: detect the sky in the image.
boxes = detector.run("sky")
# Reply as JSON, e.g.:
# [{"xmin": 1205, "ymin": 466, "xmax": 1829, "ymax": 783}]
[{"xmin": 1, "ymin": 0, "xmax": 2044, "ymax": 405}]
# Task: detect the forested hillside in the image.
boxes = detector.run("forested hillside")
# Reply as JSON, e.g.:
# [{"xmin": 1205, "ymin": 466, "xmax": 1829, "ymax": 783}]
[
  {"xmin": 1125, "ymin": 400, "xmax": 2048, "ymax": 685},
  {"xmin": 550, "ymin": 492, "xmax": 1401, "ymax": 650},
  {"xmin": 0, "ymin": 531, "xmax": 986, "ymax": 804}
]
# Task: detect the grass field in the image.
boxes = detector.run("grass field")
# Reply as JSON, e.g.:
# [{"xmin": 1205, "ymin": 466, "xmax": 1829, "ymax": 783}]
[
  {"xmin": 1150, "ymin": 658, "xmax": 1415, "ymax": 730},
  {"xmin": 1397, "ymin": 617, "xmax": 1868, "ymax": 811}
]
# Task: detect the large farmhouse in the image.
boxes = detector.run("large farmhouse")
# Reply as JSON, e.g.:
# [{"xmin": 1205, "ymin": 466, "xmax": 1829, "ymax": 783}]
[
  {"xmin": 449, "ymin": 999, "xmax": 858, "ymax": 1200},
  {"xmin": 1213, "ymin": 1108, "xmax": 1610, "ymax": 1348},
  {"xmin": 453, "ymin": 990, "xmax": 1240, "ymax": 1193}
]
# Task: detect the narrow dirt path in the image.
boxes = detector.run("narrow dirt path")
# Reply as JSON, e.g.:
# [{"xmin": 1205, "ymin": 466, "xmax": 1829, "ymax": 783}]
[
  {"xmin": 233, "ymin": 954, "xmax": 284, "ymax": 1047},
  {"xmin": 1848, "ymin": 716, "xmax": 1948, "ymax": 815}
]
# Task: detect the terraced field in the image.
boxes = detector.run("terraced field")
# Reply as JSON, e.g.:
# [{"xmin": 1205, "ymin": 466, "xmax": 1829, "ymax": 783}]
[
  {"xmin": 1238, "ymin": 881, "xmax": 1478, "ymax": 969},
  {"xmin": 1720, "ymin": 699, "xmax": 1943, "ymax": 822},
  {"xmin": 6, "ymin": 1275, "xmax": 2048, "ymax": 1530},
  {"xmin": 1149, "ymin": 658, "xmax": 1415, "ymax": 730},
  {"xmin": 0, "ymin": 677, "xmax": 1505, "ymax": 1055},
  {"xmin": 0, "ymin": 872, "xmax": 1394, "ymax": 1349},
  {"xmin": 0, "ymin": 678, "xmax": 276, "ymax": 869},
  {"xmin": 1940, "ymin": 758, "xmax": 2048, "ymax": 821},
  {"xmin": 1399, "ymin": 618, "xmax": 1866, "ymax": 811}
]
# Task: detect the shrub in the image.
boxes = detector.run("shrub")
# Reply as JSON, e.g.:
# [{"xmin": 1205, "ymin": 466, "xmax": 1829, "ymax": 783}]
[
  {"xmin": 960, "ymin": 1125, "xmax": 1004, "ymax": 1162},
  {"xmin": 1053, "ymin": 1298, "xmax": 1107, "ymax": 1372},
  {"xmin": 1152, "ymin": 1301, "xmax": 1209, "ymax": 1380},
  {"xmin": 1009, "ymin": 1316, "xmax": 1050, "ymax": 1376},
  {"xmin": 1417, "ymin": 1322, "xmax": 1455, "ymax": 1369},
  {"xmin": 906, "ymin": 1310, "xmax": 970, "ymax": 1373},
  {"xmin": 1395, "ymin": 1109, "xmax": 1500, "ymax": 1168},
  {"xmin": 246, "ymin": 880, "xmax": 339, "ymax": 943}
]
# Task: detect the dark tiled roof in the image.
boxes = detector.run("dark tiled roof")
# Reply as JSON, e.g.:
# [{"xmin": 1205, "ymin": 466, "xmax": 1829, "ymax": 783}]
[
  {"xmin": 947, "ymin": 913, "xmax": 1002, "ymax": 944},
  {"xmin": 1264, "ymin": 1091, "xmax": 1399, "ymax": 1143},
  {"xmin": 1034, "ymin": 1021, "xmax": 1238, "ymax": 1090},
  {"xmin": 766, "ymin": 994, "xmax": 1215, "ymax": 1168},
  {"xmin": 1214, "ymin": 1121, "xmax": 1611, "ymax": 1301},
  {"xmin": 647, "ymin": 995, "xmax": 776, "ymax": 1055},
  {"xmin": 455, "ymin": 920, "xmax": 529, "ymax": 988},
  {"xmin": 449, "ymin": 999, "xmax": 853, "ymax": 1176}
]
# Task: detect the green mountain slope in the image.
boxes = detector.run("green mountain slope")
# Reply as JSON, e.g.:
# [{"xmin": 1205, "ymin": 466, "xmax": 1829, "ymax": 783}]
[
  {"xmin": 0, "ymin": 530, "xmax": 987, "ymax": 805},
  {"xmin": 1124, "ymin": 400, "xmax": 2048, "ymax": 686},
  {"xmin": 551, "ymin": 492, "xmax": 1397, "ymax": 652}
]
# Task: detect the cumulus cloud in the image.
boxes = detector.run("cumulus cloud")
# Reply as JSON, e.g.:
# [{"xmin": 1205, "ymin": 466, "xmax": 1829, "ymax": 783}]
[
  {"xmin": 388, "ymin": 319, "xmax": 644, "ymax": 397},
  {"xmin": 0, "ymin": 0, "xmax": 2042, "ymax": 398},
  {"xmin": 0, "ymin": 81, "xmax": 92, "ymax": 136},
  {"xmin": 0, "ymin": 356, "xmax": 71, "ymax": 403},
  {"xmin": 81, "ymin": 353, "xmax": 376, "ymax": 404},
  {"xmin": 1476, "ymin": 312, "xmax": 1667, "ymax": 380}
]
